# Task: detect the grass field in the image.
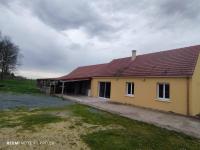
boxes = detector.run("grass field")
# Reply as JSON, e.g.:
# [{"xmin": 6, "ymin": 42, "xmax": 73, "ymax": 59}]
[
  {"xmin": 0, "ymin": 104, "xmax": 200, "ymax": 150},
  {"xmin": 0, "ymin": 79, "xmax": 41, "ymax": 94}
]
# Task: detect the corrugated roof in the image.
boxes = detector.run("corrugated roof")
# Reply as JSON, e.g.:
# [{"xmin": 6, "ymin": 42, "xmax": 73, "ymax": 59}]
[{"xmin": 58, "ymin": 45, "xmax": 200, "ymax": 81}]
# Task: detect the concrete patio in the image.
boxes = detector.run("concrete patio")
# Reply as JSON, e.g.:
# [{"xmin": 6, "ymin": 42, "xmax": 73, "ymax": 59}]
[{"xmin": 56, "ymin": 94, "xmax": 200, "ymax": 139}]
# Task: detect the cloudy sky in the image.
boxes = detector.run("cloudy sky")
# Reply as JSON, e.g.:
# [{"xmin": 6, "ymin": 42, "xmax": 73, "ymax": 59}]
[{"xmin": 0, "ymin": 0, "xmax": 200, "ymax": 79}]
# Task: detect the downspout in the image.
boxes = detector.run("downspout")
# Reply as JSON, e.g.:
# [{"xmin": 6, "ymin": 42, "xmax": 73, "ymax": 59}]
[{"xmin": 186, "ymin": 77, "xmax": 190, "ymax": 116}]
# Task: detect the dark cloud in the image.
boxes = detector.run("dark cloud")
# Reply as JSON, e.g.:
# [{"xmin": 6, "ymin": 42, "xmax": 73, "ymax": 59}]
[
  {"xmin": 148, "ymin": 0, "xmax": 200, "ymax": 30},
  {"xmin": 0, "ymin": 0, "xmax": 12, "ymax": 6},
  {"xmin": 97, "ymin": 0, "xmax": 200, "ymax": 31},
  {"xmin": 158, "ymin": 0, "xmax": 200, "ymax": 19},
  {"xmin": 23, "ymin": 0, "xmax": 115, "ymax": 37}
]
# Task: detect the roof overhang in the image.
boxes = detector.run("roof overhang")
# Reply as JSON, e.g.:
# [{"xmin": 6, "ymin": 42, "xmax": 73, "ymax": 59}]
[{"xmin": 60, "ymin": 77, "xmax": 91, "ymax": 82}]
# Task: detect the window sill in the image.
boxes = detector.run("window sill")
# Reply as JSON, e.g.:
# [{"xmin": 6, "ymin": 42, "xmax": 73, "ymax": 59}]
[
  {"xmin": 125, "ymin": 94, "xmax": 135, "ymax": 97},
  {"xmin": 155, "ymin": 98, "xmax": 171, "ymax": 103}
]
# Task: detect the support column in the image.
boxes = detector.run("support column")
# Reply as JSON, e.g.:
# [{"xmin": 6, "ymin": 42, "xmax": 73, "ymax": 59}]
[
  {"xmin": 61, "ymin": 81, "xmax": 65, "ymax": 96},
  {"xmin": 49, "ymin": 82, "xmax": 52, "ymax": 94},
  {"xmin": 54, "ymin": 83, "xmax": 56, "ymax": 94}
]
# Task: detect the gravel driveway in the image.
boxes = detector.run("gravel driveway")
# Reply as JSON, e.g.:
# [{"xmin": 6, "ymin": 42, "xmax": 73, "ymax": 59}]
[{"xmin": 0, "ymin": 93, "xmax": 74, "ymax": 110}]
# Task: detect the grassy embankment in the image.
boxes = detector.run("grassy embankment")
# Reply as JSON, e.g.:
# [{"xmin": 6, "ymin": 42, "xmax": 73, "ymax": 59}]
[{"xmin": 0, "ymin": 79, "xmax": 41, "ymax": 94}]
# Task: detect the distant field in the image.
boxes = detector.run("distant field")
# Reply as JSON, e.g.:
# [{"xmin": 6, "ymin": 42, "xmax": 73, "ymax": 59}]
[{"xmin": 0, "ymin": 79, "xmax": 41, "ymax": 94}]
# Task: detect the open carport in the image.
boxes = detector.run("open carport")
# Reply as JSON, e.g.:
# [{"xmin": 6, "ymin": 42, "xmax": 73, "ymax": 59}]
[{"xmin": 61, "ymin": 79, "xmax": 91, "ymax": 96}]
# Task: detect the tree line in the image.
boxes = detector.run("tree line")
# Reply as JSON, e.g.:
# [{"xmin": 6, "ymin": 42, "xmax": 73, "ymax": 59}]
[{"xmin": 0, "ymin": 32, "xmax": 20, "ymax": 80}]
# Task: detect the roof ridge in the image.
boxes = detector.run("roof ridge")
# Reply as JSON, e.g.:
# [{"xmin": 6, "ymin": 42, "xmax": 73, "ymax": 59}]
[
  {"xmin": 112, "ymin": 45, "xmax": 200, "ymax": 61},
  {"xmin": 138, "ymin": 44, "xmax": 200, "ymax": 56},
  {"xmin": 77, "ymin": 63, "xmax": 108, "ymax": 68}
]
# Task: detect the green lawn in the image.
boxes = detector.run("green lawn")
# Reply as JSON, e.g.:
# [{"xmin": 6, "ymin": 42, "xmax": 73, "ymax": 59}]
[
  {"xmin": 0, "ymin": 104, "xmax": 200, "ymax": 149},
  {"xmin": 70, "ymin": 104, "xmax": 200, "ymax": 150},
  {"xmin": 0, "ymin": 79, "xmax": 41, "ymax": 94}
]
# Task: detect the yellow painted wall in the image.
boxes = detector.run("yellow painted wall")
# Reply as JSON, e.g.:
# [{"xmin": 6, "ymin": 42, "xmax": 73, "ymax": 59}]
[
  {"xmin": 190, "ymin": 54, "xmax": 200, "ymax": 116},
  {"xmin": 91, "ymin": 77, "xmax": 189, "ymax": 115}
]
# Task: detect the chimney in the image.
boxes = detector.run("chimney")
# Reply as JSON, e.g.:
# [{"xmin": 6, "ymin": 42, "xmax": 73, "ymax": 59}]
[{"xmin": 132, "ymin": 50, "xmax": 136, "ymax": 60}]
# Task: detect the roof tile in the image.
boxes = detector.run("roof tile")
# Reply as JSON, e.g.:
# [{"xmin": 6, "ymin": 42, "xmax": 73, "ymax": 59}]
[{"xmin": 58, "ymin": 45, "xmax": 200, "ymax": 80}]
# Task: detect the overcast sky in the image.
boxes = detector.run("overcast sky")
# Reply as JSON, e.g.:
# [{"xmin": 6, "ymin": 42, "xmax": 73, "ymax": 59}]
[{"xmin": 0, "ymin": 0, "xmax": 200, "ymax": 79}]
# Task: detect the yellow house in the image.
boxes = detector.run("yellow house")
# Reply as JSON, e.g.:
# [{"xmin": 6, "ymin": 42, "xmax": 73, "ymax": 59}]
[{"xmin": 38, "ymin": 45, "xmax": 200, "ymax": 116}]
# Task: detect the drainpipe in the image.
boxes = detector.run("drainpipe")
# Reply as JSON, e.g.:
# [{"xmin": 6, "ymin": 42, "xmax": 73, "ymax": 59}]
[{"xmin": 186, "ymin": 77, "xmax": 190, "ymax": 116}]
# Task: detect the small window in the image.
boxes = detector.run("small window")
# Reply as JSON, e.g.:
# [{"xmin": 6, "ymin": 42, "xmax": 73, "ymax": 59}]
[
  {"xmin": 126, "ymin": 82, "xmax": 134, "ymax": 96},
  {"xmin": 157, "ymin": 83, "xmax": 170, "ymax": 100}
]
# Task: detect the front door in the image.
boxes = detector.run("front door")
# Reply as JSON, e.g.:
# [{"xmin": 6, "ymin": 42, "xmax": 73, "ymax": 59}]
[{"xmin": 99, "ymin": 82, "xmax": 111, "ymax": 98}]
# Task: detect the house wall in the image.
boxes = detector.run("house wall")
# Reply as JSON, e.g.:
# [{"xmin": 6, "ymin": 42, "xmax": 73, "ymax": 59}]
[
  {"xmin": 91, "ymin": 77, "xmax": 189, "ymax": 115},
  {"xmin": 190, "ymin": 54, "xmax": 200, "ymax": 116}
]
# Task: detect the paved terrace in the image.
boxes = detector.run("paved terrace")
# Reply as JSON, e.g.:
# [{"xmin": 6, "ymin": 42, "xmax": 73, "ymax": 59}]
[{"xmin": 56, "ymin": 94, "xmax": 200, "ymax": 139}]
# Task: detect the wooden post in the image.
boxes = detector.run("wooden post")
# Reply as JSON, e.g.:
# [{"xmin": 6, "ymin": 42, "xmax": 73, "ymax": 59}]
[
  {"xmin": 54, "ymin": 81, "xmax": 56, "ymax": 94},
  {"xmin": 49, "ymin": 82, "xmax": 52, "ymax": 95},
  {"xmin": 61, "ymin": 81, "xmax": 65, "ymax": 96}
]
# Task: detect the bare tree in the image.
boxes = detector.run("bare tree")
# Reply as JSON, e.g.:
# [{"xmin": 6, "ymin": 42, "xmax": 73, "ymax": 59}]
[{"xmin": 0, "ymin": 33, "xmax": 20, "ymax": 80}]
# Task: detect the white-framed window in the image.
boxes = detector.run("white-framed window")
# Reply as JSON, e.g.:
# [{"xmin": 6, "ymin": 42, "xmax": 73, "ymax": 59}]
[
  {"xmin": 157, "ymin": 83, "xmax": 170, "ymax": 100},
  {"xmin": 126, "ymin": 82, "xmax": 134, "ymax": 96}
]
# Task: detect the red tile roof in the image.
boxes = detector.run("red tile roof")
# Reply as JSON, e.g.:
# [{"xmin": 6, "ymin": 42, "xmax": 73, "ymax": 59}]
[
  {"xmin": 58, "ymin": 45, "xmax": 200, "ymax": 81},
  {"xmin": 116, "ymin": 45, "xmax": 200, "ymax": 77},
  {"xmin": 58, "ymin": 63, "xmax": 108, "ymax": 80}
]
